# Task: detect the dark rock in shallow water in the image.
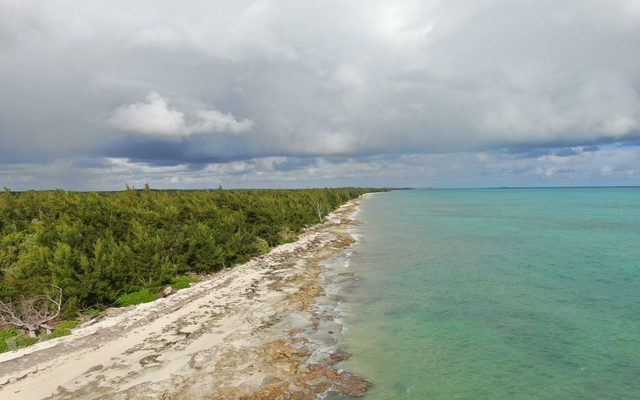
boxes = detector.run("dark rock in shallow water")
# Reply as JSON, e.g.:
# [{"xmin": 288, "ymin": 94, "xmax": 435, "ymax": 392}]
[{"xmin": 329, "ymin": 351, "xmax": 353, "ymax": 364}]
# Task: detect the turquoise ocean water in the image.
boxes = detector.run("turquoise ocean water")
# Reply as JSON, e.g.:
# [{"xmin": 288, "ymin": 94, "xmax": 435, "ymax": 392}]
[{"xmin": 334, "ymin": 188, "xmax": 640, "ymax": 399}]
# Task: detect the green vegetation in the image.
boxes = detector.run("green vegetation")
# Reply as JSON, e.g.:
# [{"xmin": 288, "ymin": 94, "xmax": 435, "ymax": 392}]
[
  {"xmin": 43, "ymin": 320, "xmax": 78, "ymax": 340},
  {"xmin": 0, "ymin": 186, "xmax": 383, "ymax": 350},
  {"xmin": 0, "ymin": 328, "xmax": 20, "ymax": 353},
  {"xmin": 80, "ymin": 308, "xmax": 100, "ymax": 316},
  {"xmin": 52, "ymin": 320, "xmax": 78, "ymax": 330},
  {"xmin": 170, "ymin": 275, "xmax": 198, "ymax": 290},
  {"xmin": 0, "ymin": 328, "xmax": 38, "ymax": 352},
  {"xmin": 0, "ymin": 320, "xmax": 79, "ymax": 352},
  {"xmin": 116, "ymin": 288, "xmax": 157, "ymax": 307}
]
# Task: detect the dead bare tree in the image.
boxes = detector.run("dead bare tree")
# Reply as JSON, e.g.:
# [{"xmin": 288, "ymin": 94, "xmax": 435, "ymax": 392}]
[
  {"xmin": 312, "ymin": 199, "xmax": 325, "ymax": 222},
  {"xmin": 0, "ymin": 285, "xmax": 63, "ymax": 338}
]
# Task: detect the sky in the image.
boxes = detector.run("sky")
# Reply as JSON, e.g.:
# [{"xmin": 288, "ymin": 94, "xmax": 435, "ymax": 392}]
[{"xmin": 1, "ymin": 0, "xmax": 639, "ymax": 190}]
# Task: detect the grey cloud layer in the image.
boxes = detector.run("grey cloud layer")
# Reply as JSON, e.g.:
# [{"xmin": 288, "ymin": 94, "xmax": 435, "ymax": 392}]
[{"xmin": 1, "ymin": 0, "xmax": 639, "ymax": 188}]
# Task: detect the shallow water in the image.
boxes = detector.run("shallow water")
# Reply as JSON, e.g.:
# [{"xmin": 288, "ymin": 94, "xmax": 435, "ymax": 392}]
[{"xmin": 337, "ymin": 188, "xmax": 640, "ymax": 399}]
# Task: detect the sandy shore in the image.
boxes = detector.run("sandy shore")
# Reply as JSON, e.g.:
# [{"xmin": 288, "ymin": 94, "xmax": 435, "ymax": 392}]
[{"xmin": 0, "ymin": 196, "xmax": 371, "ymax": 399}]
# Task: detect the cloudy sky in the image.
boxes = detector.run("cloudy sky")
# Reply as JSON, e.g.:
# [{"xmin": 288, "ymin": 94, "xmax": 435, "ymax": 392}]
[{"xmin": 1, "ymin": 0, "xmax": 639, "ymax": 190}]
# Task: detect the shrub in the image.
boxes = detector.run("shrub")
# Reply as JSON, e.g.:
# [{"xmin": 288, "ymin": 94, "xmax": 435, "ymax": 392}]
[
  {"xmin": 116, "ymin": 288, "xmax": 156, "ymax": 307},
  {"xmin": 253, "ymin": 236, "xmax": 271, "ymax": 254}
]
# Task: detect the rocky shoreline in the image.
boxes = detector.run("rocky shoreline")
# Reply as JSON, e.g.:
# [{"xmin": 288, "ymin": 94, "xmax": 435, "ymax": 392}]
[{"xmin": 0, "ymin": 196, "xmax": 371, "ymax": 399}]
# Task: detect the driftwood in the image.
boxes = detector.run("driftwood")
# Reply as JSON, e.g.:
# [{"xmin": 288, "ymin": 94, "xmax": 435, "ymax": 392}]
[{"xmin": 0, "ymin": 285, "xmax": 63, "ymax": 337}]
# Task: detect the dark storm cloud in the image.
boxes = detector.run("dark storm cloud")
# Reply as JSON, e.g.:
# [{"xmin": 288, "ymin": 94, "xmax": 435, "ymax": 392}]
[
  {"xmin": 97, "ymin": 136, "xmax": 262, "ymax": 166},
  {"xmin": 273, "ymin": 157, "xmax": 319, "ymax": 172},
  {"xmin": 0, "ymin": 150, "xmax": 56, "ymax": 165},
  {"xmin": 500, "ymin": 145, "xmax": 601, "ymax": 159},
  {"xmin": 619, "ymin": 138, "xmax": 640, "ymax": 147},
  {"xmin": 71, "ymin": 157, "xmax": 110, "ymax": 169}
]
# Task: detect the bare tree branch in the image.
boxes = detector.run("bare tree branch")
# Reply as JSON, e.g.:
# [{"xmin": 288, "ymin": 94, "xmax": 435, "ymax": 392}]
[
  {"xmin": 0, "ymin": 285, "xmax": 63, "ymax": 337},
  {"xmin": 312, "ymin": 198, "xmax": 325, "ymax": 222}
]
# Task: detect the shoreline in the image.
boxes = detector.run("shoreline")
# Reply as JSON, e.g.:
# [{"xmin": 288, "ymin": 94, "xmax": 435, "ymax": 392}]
[{"xmin": 0, "ymin": 195, "xmax": 372, "ymax": 399}]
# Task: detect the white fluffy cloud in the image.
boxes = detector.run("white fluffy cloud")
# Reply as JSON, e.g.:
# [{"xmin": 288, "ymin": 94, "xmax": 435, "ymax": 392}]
[
  {"xmin": 108, "ymin": 92, "xmax": 186, "ymax": 136},
  {"xmin": 193, "ymin": 109, "xmax": 254, "ymax": 134},
  {"xmin": 108, "ymin": 92, "xmax": 253, "ymax": 137}
]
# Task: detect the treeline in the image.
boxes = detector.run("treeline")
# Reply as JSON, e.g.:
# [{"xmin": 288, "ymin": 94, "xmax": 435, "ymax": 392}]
[{"xmin": 0, "ymin": 187, "xmax": 380, "ymax": 316}]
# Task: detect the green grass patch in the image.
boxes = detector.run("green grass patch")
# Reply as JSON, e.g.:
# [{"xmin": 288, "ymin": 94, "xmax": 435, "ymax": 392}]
[
  {"xmin": 47, "ymin": 328, "xmax": 71, "ymax": 339},
  {"xmin": 0, "ymin": 329, "xmax": 38, "ymax": 353},
  {"xmin": 0, "ymin": 328, "xmax": 20, "ymax": 340},
  {"xmin": 40, "ymin": 320, "xmax": 78, "ymax": 340},
  {"xmin": 277, "ymin": 238, "xmax": 293, "ymax": 245},
  {"xmin": 55, "ymin": 320, "xmax": 78, "ymax": 331},
  {"xmin": 170, "ymin": 275, "xmax": 198, "ymax": 290},
  {"xmin": 0, "ymin": 321, "xmax": 81, "ymax": 353},
  {"xmin": 80, "ymin": 308, "xmax": 100, "ymax": 316},
  {"xmin": 116, "ymin": 288, "xmax": 156, "ymax": 307},
  {"xmin": 7, "ymin": 336, "xmax": 38, "ymax": 351},
  {"xmin": 0, "ymin": 328, "xmax": 20, "ymax": 353}
]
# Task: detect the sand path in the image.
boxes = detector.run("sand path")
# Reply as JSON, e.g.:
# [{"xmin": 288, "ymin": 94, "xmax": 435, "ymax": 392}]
[{"xmin": 0, "ymin": 197, "xmax": 370, "ymax": 399}]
